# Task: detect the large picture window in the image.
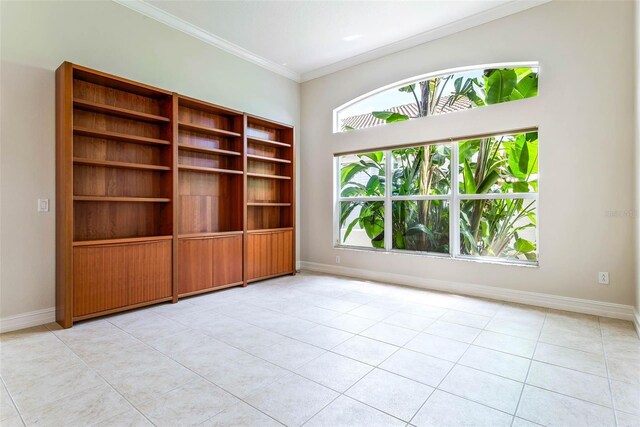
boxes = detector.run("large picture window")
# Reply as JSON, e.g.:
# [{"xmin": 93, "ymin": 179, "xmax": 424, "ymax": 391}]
[{"xmin": 336, "ymin": 131, "xmax": 539, "ymax": 264}]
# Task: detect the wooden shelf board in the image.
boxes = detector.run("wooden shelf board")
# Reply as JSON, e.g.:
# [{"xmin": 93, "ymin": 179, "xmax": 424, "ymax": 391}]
[
  {"xmin": 73, "ymin": 235, "xmax": 173, "ymax": 246},
  {"xmin": 73, "ymin": 126, "xmax": 170, "ymax": 146},
  {"xmin": 247, "ymin": 136, "xmax": 291, "ymax": 148},
  {"xmin": 247, "ymin": 227, "xmax": 294, "ymax": 234},
  {"xmin": 178, "ymin": 144, "xmax": 241, "ymax": 157},
  {"xmin": 178, "ymin": 122, "xmax": 241, "ymax": 138},
  {"xmin": 178, "ymin": 165, "xmax": 243, "ymax": 175},
  {"xmin": 73, "ymin": 157, "xmax": 170, "ymax": 171},
  {"xmin": 178, "ymin": 231, "xmax": 244, "ymax": 239},
  {"xmin": 247, "ymin": 172, "xmax": 291, "ymax": 180},
  {"xmin": 247, "ymin": 154, "xmax": 291, "ymax": 164},
  {"xmin": 73, "ymin": 196, "xmax": 171, "ymax": 203},
  {"xmin": 73, "ymin": 98, "xmax": 170, "ymax": 123},
  {"xmin": 247, "ymin": 202, "xmax": 291, "ymax": 207}
]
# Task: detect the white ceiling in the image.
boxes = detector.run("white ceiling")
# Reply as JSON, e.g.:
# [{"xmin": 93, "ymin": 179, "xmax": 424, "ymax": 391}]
[{"xmin": 116, "ymin": 0, "xmax": 548, "ymax": 82}]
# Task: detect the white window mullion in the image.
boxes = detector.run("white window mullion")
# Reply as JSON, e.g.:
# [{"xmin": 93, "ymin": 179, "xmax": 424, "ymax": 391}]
[
  {"xmin": 334, "ymin": 156, "xmax": 341, "ymax": 245},
  {"xmin": 451, "ymin": 142, "xmax": 460, "ymax": 258},
  {"xmin": 384, "ymin": 150, "xmax": 393, "ymax": 251}
]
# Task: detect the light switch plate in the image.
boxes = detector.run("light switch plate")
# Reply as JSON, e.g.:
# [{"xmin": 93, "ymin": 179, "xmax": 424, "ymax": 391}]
[{"xmin": 37, "ymin": 198, "xmax": 49, "ymax": 212}]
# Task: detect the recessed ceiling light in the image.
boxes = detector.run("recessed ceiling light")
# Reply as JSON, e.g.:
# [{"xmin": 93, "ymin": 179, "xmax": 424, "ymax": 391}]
[{"xmin": 342, "ymin": 34, "xmax": 362, "ymax": 42}]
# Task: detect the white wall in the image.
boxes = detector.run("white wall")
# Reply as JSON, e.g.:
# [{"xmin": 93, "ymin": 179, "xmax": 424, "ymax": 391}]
[
  {"xmin": 635, "ymin": 0, "xmax": 640, "ymax": 324},
  {"xmin": 0, "ymin": 0, "xmax": 300, "ymax": 320},
  {"xmin": 300, "ymin": 0, "xmax": 636, "ymax": 307}
]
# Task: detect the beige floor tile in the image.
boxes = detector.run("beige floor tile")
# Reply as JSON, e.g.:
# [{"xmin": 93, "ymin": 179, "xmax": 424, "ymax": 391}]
[
  {"xmin": 424, "ymin": 320, "xmax": 482, "ymax": 343},
  {"xmin": 22, "ymin": 384, "xmax": 132, "ymax": 426},
  {"xmin": 95, "ymin": 406, "xmax": 153, "ymax": 426},
  {"xmin": 305, "ymin": 395, "xmax": 404, "ymax": 427},
  {"xmin": 287, "ymin": 324, "xmax": 354, "ymax": 349},
  {"xmin": 485, "ymin": 318, "xmax": 542, "ymax": 340},
  {"xmin": 411, "ymin": 390, "xmax": 512, "ymax": 427},
  {"xmin": 360, "ymin": 322, "xmax": 418, "ymax": 346},
  {"xmin": 7, "ymin": 364, "xmax": 105, "ymax": 414},
  {"xmin": 103, "ymin": 358, "xmax": 199, "ymax": 405},
  {"xmin": 439, "ymin": 310, "xmax": 491, "ymax": 329},
  {"xmin": 533, "ymin": 342, "xmax": 607, "ymax": 377},
  {"xmin": 331, "ymin": 335, "xmax": 398, "ymax": 366},
  {"xmin": 616, "ymin": 411, "xmax": 640, "ymax": 427},
  {"xmin": 439, "ymin": 365, "xmax": 523, "ymax": 413},
  {"xmin": 202, "ymin": 352, "xmax": 288, "ymax": 398},
  {"xmin": 474, "ymin": 330, "xmax": 536, "ymax": 358},
  {"xmin": 346, "ymin": 368, "xmax": 433, "ymax": 421},
  {"xmin": 383, "ymin": 312, "xmax": 434, "ymax": 331},
  {"xmin": 459, "ymin": 345, "xmax": 530, "ymax": 381},
  {"xmin": 319, "ymin": 313, "xmax": 378, "ymax": 334},
  {"xmin": 202, "ymin": 401, "xmax": 282, "ymax": 427},
  {"xmin": 295, "ymin": 352, "xmax": 372, "ymax": 392},
  {"xmin": 526, "ymin": 361, "xmax": 611, "ymax": 407},
  {"xmin": 516, "ymin": 385, "xmax": 615, "ymax": 427},
  {"xmin": 348, "ymin": 304, "xmax": 395, "ymax": 321},
  {"xmin": 244, "ymin": 373, "xmax": 338, "ymax": 426},
  {"xmin": 611, "ymin": 380, "xmax": 640, "ymax": 415},
  {"xmin": 250, "ymin": 337, "xmax": 326, "ymax": 370},
  {"xmin": 607, "ymin": 355, "xmax": 640, "ymax": 384},
  {"xmin": 138, "ymin": 378, "xmax": 239, "ymax": 426},
  {"xmin": 379, "ymin": 348, "xmax": 453, "ymax": 387},
  {"xmin": 405, "ymin": 332, "xmax": 469, "ymax": 362}
]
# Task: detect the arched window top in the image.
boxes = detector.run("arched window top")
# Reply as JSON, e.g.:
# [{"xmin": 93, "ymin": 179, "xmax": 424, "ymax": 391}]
[{"xmin": 333, "ymin": 62, "xmax": 539, "ymax": 133}]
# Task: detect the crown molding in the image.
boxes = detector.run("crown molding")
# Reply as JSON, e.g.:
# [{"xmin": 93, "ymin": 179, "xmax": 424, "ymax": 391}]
[
  {"xmin": 113, "ymin": 0, "xmax": 549, "ymax": 84},
  {"xmin": 112, "ymin": 0, "xmax": 301, "ymax": 82},
  {"xmin": 300, "ymin": 0, "xmax": 551, "ymax": 82}
]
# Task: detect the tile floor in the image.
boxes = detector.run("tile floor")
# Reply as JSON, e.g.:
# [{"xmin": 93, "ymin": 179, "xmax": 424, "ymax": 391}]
[{"xmin": 1, "ymin": 272, "xmax": 639, "ymax": 426}]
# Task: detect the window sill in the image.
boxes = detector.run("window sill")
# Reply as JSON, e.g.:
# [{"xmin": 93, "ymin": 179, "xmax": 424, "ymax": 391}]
[{"xmin": 334, "ymin": 244, "xmax": 539, "ymax": 268}]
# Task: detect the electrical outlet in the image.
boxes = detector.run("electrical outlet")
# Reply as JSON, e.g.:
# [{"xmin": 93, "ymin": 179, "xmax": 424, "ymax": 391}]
[
  {"xmin": 335, "ymin": 256, "xmax": 341, "ymax": 264},
  {"xmin": 598, "ymin": 272, "xmax": 609, "ymax": 285},
  {"xmin": 37, "ymin": 198, "xmax": 49, "ymax": 212}
]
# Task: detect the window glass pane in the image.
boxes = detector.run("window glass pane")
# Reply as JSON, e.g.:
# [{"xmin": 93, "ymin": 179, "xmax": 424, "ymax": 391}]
[
  {"xmin": 392, "ymin": 144, "xmax": 451, "ymax": 196},
  {"xmin": 337, "ymin": 67, "xmax": 538, "ymax": 132},
  {"xmin": 459, "ymin": 132, "xmax": 538, "ymax": 194},
  {"xmin": 460, "ymin": 199, "xmax": 537, "ymax": 261},
  {"xmin": 392, "ymin": 200, "xmax": 449, "ymax": 254},
  {"xmin": 339, "ymin": 201, "xmax": 385, "ymax": 248},
  {"xmin": 339, "ymin": 152, "xmax": 385, "ymax": 197}
]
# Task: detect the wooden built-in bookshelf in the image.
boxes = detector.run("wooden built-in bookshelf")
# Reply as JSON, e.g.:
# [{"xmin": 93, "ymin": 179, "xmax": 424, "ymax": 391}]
[
  {"xmin": 176, "ymin": 95, "xmax": 244, "ymax": 297},
  {"xmin": 56, "ymin": 63, "xmax": 295, "ymax": 328},
  {"xmin": 245, "ymin": 115, "xmax": 295, "ymax": 282}
]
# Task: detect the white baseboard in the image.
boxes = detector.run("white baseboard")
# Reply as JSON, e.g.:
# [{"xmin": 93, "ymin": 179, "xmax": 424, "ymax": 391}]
[
  {"xmin": 634, "ymin": 309, "xmax": 640, "ymax": 338},
  {"xmin": 300, "ymin": 261, "xmax": 637, "ymax": 322},
  {"xmin": 0, "ymin": 307, "xmax": 56, "ymax": 333}
]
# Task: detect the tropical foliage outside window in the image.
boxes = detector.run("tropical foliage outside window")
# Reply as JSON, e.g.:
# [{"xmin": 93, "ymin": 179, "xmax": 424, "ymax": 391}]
[
  {"xmin": 335, "ymin": 65, "xmax": 538, "ymax": 132},
  {"xmin": 337, "ymin": 131, "xmax": 539, "ymax": 263}
]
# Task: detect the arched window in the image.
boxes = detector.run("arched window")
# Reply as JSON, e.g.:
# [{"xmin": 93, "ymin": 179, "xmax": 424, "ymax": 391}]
[
  {"xmin": 334, "ymin": 63, "xmax": 539, "ymax": 133},
  {"xmin": 334, "ymin": 63, "xmax": 540, "ymax": 265}
]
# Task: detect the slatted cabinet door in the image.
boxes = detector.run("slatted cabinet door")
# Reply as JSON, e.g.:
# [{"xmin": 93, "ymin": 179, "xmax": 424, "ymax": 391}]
[{"xmin": 73, "ymin": 239, "xmax": 172, "ymax": 318}]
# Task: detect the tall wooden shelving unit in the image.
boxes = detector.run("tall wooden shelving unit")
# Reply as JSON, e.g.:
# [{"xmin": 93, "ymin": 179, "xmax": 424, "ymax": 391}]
[
  {"xmin": 56, "ymin": 63, "xmax": 295, "ymax": 328},
  {"xmin": 57, "ymin": 63, "xmax": 175, "ymax": 328},
  {"xmin": 245, "ymin": 115, "xmax": 296, "ymax": 282},
  {"xmin": 176, "ymin": 96, "xmax": 244, "ymax": 297}
]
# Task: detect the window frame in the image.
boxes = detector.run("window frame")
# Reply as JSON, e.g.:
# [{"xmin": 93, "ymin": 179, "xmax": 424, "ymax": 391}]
[{"xmin": 334, "ymin": 128, "xmax": 539, "ymax": 266}]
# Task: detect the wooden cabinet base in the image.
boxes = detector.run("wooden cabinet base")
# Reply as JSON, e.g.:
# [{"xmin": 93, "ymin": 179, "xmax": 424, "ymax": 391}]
[
  {"xmin": 246, "ymin": 229, "xmax": 294, "ymax": 281},
  {"xmin": 72, "ymin": 239, "xmax": 172, "ymax": 319},
  {"xmin": 178, "ymin": 234, "xmax": 243, "ymax": 296}
]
